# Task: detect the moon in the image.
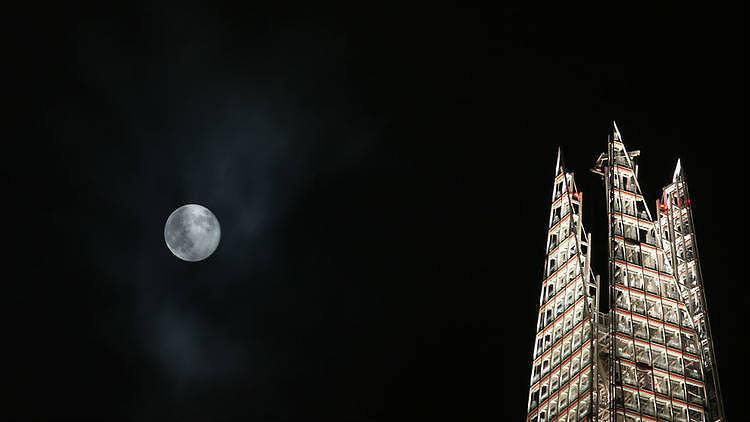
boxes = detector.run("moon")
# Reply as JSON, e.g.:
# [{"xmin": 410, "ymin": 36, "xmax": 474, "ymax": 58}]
[{"xmin": 164, "ymin": 204, "xmax": 221, "ymax": 262}]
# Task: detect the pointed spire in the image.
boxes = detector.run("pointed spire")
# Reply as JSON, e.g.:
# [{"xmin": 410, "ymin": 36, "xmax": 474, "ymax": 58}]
[
  {"xmin": 555, "ymin": 146, "xmax": 565, "ymax": 176},
  {"xmin": 613, "ymin": 120, "xmax": 622, "ymax": 142},
  {"xmin": 672, "ymin": 158, "xmax": 683, "ymax": 183}
]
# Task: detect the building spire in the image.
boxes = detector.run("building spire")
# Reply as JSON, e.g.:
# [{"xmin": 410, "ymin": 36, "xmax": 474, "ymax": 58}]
[
  {"xmin": 554, "ymin": 146, "xmax": 565, "ymax": 176},
  {"xmin": 612, "ymin": 120, "xmax": 622, "ymax": 141},
  {"xmin": 672, "ymin": 158, "xmax": 683, "ymax": 183}
]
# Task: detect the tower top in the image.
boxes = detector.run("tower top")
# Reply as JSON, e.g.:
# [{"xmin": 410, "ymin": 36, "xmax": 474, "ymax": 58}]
[
  {"xmin": 672, "ymin": 158, "xmax": 683, "ymax": 183},
  {"xmin": 613, "ymin": 120, "xmax": 622, "ymax": 141},
  {"xmin": 554, "ymin": 146, "xmax": 567, "ymax": 176}
]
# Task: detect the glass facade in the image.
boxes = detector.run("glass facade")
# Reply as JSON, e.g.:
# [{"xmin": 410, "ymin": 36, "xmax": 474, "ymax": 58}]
[
  {"xmin": 527, "ymin": 123, "xmax": 724, "ymax": 422},
  {"xmin": 657, "ymin": 161, "xmax": 725, "ymax": 421},
  {"xmin": 606, "ymin": 130, "xmax": 708, "ymax": 422},
  {"xmin": 527, "ymin": 150, "xmax": 597, "ymax": 422}
]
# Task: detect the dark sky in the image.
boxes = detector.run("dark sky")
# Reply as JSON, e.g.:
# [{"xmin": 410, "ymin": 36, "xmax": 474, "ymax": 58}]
[{"xmin": 7, "ymin": 2, "xmax": 749, "ymax": 420}]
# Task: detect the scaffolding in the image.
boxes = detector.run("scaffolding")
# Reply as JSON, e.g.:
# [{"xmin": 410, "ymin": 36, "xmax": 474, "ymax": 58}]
[{"xmin": 526, "ymin": 123, "xmax": 725, "ymax": 422}]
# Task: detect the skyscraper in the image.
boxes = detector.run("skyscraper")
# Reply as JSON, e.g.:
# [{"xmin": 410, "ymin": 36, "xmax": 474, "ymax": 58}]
[{"xmin": 526, "ymin": 123, "xmax": 725, "ymax": 422}]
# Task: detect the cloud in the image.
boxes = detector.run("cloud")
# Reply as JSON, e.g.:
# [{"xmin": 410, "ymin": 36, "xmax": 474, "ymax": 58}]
[{"xmin": 148, "ymin": 303, "xmax": 247, "ymax": 380}]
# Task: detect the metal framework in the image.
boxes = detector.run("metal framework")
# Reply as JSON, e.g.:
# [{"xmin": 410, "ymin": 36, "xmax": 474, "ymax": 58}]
[{"xmin": 525, "ymin": 123, "xmax": 726, "ymax": 422}]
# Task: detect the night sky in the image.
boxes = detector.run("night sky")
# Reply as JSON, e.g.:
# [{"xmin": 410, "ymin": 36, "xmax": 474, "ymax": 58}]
[{"xmin": 7, "ymin": 2, "xmax": 749, "ymax": 420}]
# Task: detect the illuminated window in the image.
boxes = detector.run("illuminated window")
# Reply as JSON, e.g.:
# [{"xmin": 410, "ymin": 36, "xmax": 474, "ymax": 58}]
[
  {"xmin": 664, "ymin": 303, "xmax": 679, "ymax": 324},
  {"xmin": 631, "ymin": 296, "xmax": 645, "ymax": 315},
  {"xmin": 685, "ymin": 357, "xmax": 702, "ymax": 380},
  {"xmin": 628, "ymin": 270, "xmax": 643, "ymax": 289},
  {"xmin": 686, "ymin": 382, "xmax": 704, "ymax": 405},
  {"xmin": 616, "ymin": 338, "xmax": 634, "ymax": 360},
  {"xmin": 668, "ymin": 353, "xmax": 683, "ymax": 374},
  {"xmin": 635, "ymin": 343, "xmax": 650, "ymax": 364},
  {"xmin": 670, "ymin": 379, "xmax": 685, "ymax": 399},
  {"xmin": 648, "ymin": 322, "xmax": 664, "ymax": 344},
  {"xmin": 682, "ymin": 332, "xmax": 698, "ymax": 355},
  {"xmin": 640, "ymin": 392, "xmax": 655, "ymax": 416},
  {"xmin": 652, "ymin": 349, "xmax": 667, "ymax": 370},
  {"xmin": 623, "ymin": 389, "xmax": 637, "ymax": 410},
  {"xmin": 647, "ymin": 300, "xmax": 662, "ymax": 320},
  {"xmin": 621, "ymin": 364, "xmax": 636, "ymax": 386},
  {"xmin": 632, "ymin": 318, "xmax": 647, "ymax": 339}
]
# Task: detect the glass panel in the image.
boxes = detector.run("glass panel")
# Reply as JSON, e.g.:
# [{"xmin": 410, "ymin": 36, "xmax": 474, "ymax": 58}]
[
  {"xmin": 554, "ymin": 321, "xmax": 564, "ymax": 342},
  {"xmin": 688, "ymin": 408, "xmax": 704, "ymax": 422},
  {"xmin": 559, "ymin": 390, "xmax": 568, "ymax": 408},
  {"xmin": 668, "ymin": 354, "xmax": 683, "ymax": 374},
  {"xmin": 656, "ymin": 399, "xmax": 671, "ymax": 419},
  {"xmin": 626, "ymin": 246, "xmax": 640, "ymax": 264},
  {"xmin": 624, "ymin": 222, "xmax": 637, "ymax": 239},
  {"xmin": 560, "ymin": 363, "xmax": 570, "ymax": 384},
  {"xmin": 664, "ymin": 281, "xmax": 679, "ymax": 300},
  {"xmin": 572, "ymin": 329, "xmax": 581, "ymax": 349},
  {"xmin": 583, "ymin": 321, "xmax": 592, "ymax": 340},
  {"xmin": 550, "ymin": 373, "xmax": 559, "ymax": 394},
  {"xmin": 581, "ymin": 347, "xmax": 591, "ymax": 366},
  {"xmin": 643, "ymin": 251, "xmax": 657, "ymax": 270},
  {"xmin": 682, "ymin": 332, "xmax": 698, "ymax": 355},
  {"xmin": 637, "ymin": 368, "xmax": 652, "ymax": 391},
  {"xmin": 570, "ymin": 353, "xmax": 580, "ymax": 375},
  {"xmin": 569, "ymin": 381, "xmax": 579, "ymax": 402},
  {"xmin": 687, "ymin": 383, "xmax": 704, "ymax": 405},
  {"xmin": 629, "ymin": 271, "xmax": 643, "ymax": 289},
  {"xmin": 652, "ymin": 349, "xmax": 667, "ymax": 370},
  {"xmin": 617, "ymin": 313, "xmax": 632, "ymax": 335},
  {"xmin": 640, "ymin": 393, "xmax": 655, "ymax": 416},
  {"xmin": 644, "ymin": 274, "xmax": 659, "ymax": 293},
  {"xmin": 540, "ymin": 379, "xmax": 549, "ymax": 400},
  {"xmin": 632, "ymin": 296, "xmax": 645, "ymax": 315},
  {"xmin": 578, "ymin": 396, "xmax": 589, "ymax": 417},
  {"xmin": 623, "ymin": 389, "xmax": 638, "ymax": 410},
  {"xmin": 621, "ymin": 364, "xmax": 636, "ymax": 386},
  {"xmin": 647, "ymin": 300, "xmax": 662, "ymax": 320},
  {"xmin": 635, "ymin": 344, "xmax": 650, "ymax": 365},
  {"xmin": 556, "ymin": 298, "xmax": 565, "ymax": 317},
  {"xmin": 614, "ymin": 264, "xmax": 626, "ymax": 284},
  {"xmin": 548, "ymin": 399, "xmax": 558, "ymax": 420},
  {"xmin": 617, "ymin": 338, "xmax": 634, "ymax": 360},
  {"xmin": 580, "ymin": 369, "xmax": 591, "ymax": 390},
  {"xmin": 633, "ymin": 319, "xmax": 648, "ymax": 339},
  {"xmin": 673, "ymin": 404, "xmax": 688, "ymax": 422},
  {"xmin": 654, "ymin": 373, "xmax": 669, "ymax": 394},
  {"xmin": 685, "ymin": 357, "xmax": 702, "ymax": 380},
  {"xmin": 552, "ymin": 347, "xmax": 561, "ymax": 367},
  {"xmin": 574, "ymin": 304, "xmax": 583, "ymax": 324},
  {"xmin": 665, "ymin": 328, "xmax": 680, "ymax": 348},
  {"xmin": 649, "ymin": 323, "xmax": 664, "ymax": 344},
  {"xmin": 529, "ymin": 388, "xmax": 540, "ymax": 410},
  {"xmin": 671, "ymin": 379, "xmax": 685, "ymax": 399},
  {"xmin": 664, "ymin": 303, "xmax": 679, "ymax": 323}
]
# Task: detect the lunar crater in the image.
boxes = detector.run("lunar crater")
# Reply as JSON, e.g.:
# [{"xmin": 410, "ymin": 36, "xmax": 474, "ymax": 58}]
[{"xmin": 164, "ymin": 204, "xmax": 221, "ymax": 262}]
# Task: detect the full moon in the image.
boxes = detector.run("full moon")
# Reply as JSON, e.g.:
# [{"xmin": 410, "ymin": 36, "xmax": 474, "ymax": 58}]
[{"xmin": 164, "ymin": 204, "xmax": 221, "ymax": 262}]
